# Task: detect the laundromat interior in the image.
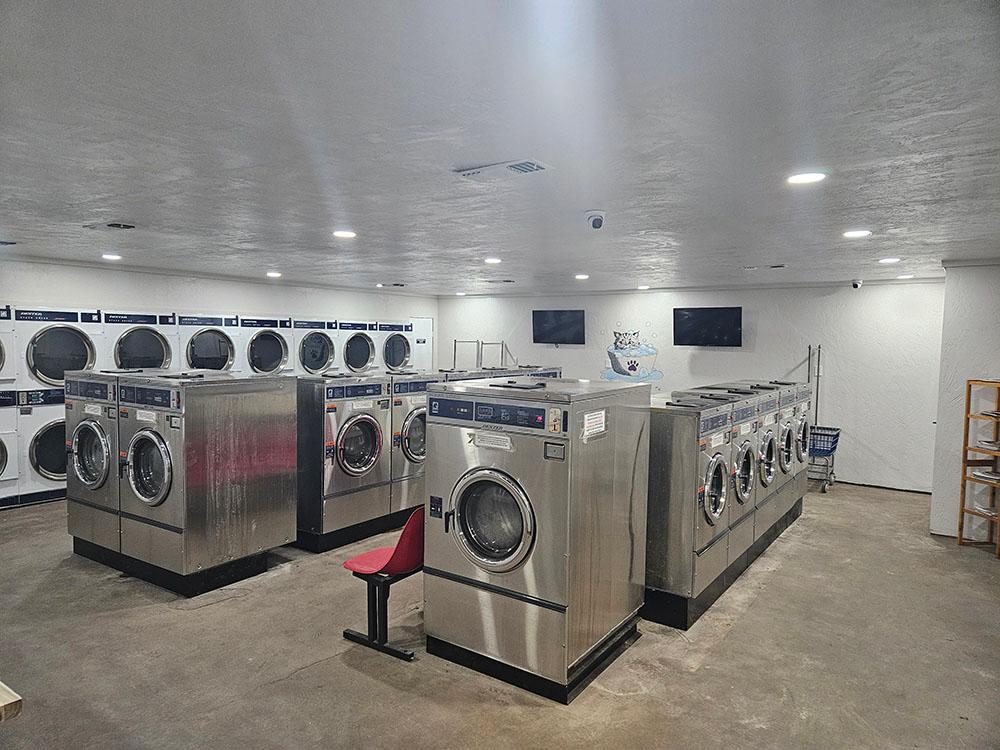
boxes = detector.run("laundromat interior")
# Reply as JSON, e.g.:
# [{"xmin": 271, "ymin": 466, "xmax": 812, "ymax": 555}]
[{"xmin": 2, "ymin": 2, "xmax": 999, "ymax": 747}]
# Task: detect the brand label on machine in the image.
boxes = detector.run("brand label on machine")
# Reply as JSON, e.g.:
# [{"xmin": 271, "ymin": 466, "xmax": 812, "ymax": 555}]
[
  {"xmin": 104, "ymin": 312, "xmax": 157, "ymax": 325},
  {"xmin": 473, "ymin": 432, "xmax": 513, "ymax": 451},
  {"xmin": 582, "ymin": 409, "xmax": 607, "ymax": 439},
  {"xmin": 740, "ymin": 423, "xmax": 752, "ymax": 435},
  {"xmin": 293, "ymin": 319, "xmax": 327, "ymax": 329},
  {"xmin": 711, "ymin": 432, "xmax": 726, "ymax": 448},
  {"xmin": 136, "ymin": 410, "xmax": 157, "ymax": 423}
]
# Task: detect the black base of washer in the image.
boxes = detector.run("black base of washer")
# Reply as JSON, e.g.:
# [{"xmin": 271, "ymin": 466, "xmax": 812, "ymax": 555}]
[
  {"xmin": 293, "ymin": 508, "xmax": 413, "ymax": 553},
  {"xmin": 641, "ymin": 497, "xmax": 803, "ymax": 630},
  {"xmin": 426, "ymin": 616, "xmax": 640, "ymax": 704},
  {"xmin": 73, "ymin": 538, "xmax": 269, "ymax": 598}
]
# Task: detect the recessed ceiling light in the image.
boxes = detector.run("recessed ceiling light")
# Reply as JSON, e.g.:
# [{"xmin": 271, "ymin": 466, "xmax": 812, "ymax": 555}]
[
  {"xmin": 375, "ymin": 283, "xmax": 384, "ymax": 288},
  {"xmin": 637, "ymin": 285, "xmax": 650, "ymax": 290},
  {"xmin": 843, "ymin": 229, "xmax": 872, "ymax": 238},
  {"xmin": 743, "ymin": 266, "xmax": 758, "ymax": 271},
  {"xmin": 455, "ymin": 292, "xmax": 466, "ymax": 296},
  {"xmin": 769, "ymin": 264, "xmax": 787, "ymax": 269},
  {"xmin": 878, "ymin": 257, "xmax": 901, "ymax": 264},
  {"xmin": 896, "ymin": 274, "xmax": 915, "ymax": 280},
  {"xmin": 102, "ymin": 253, "xmax": 122, "ymax": 261},
  {"xmin": 786, "ymin": 172, "xmax": 826, "ymax": 185},
  {"xmin": 266, "ymin": 271, "xmax": 282, "ymax": 278},
  {"xmin": 333, "ymin": 230, "xmax": 356, "ymax": 239},
  {"xmin": 484, "ymin": 257, "xmax": 502, "ymax": 264},
  {"xmin": 575, "ymin": 274, "xmax": 589, "ymax": 280}
]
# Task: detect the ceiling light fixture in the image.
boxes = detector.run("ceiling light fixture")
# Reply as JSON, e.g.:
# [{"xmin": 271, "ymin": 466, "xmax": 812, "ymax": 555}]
[
  {"xmin": 455, "ymin": 292, "xmax": 466, "ymax": 296},
  {"xmin": 897, "ymin": 274, "xmax": 915, "ymax": 280},
  {"xmin": 102, "ymin": 253, "xmax": 122, "ymax": 261},
  {"xmin": 743, "ymin": 266, "xmax": 758, "ymax": 271},
  {"xmin": 843, "ymin": 229, "xmax": 872, "ymax": 238},
  {"xmin": 333, "ymin": 230, "xmax": 356, "ymax": 239},
  {"xmin": 266, "ymin": 271, "xmax": 282, "ymax": 278},
  {"xmin": 770, "ymin": 264, "xmax": 787, "ymax": 269},
  {"xmin": 786, "ymin": 172, "xmax": 826, "ymax": 185},
  {"xmin": 637, "ymin": 285, "xmax": 650, "ymax": 290},
  {"xmin": 575, "ymin": 274, "xmax": 589, "ymax": 280},
  {"xmin": 375, "ymin": 283, "xmax": 384, "ymax": 288},
  {"xmin": 878, "ymin": 257, "xmax": 901, "ymax": 265},
  {"xmin": 484, "ymin": 257, "xmax": 501, "ymax": 264}
]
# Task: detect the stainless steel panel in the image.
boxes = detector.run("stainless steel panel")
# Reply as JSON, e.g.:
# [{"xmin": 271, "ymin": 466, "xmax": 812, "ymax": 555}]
[
  {"xmin": 795, "ymin": 467, "xmax": 808, "ymax": 498},
  {"xmin": 67, "ymin": 500, "xmax": 120, "ymax": 551},
  {"xmin": 64, "ymin": 371, "xmax": 120, "ymax": 513},
  {"xmin": 693, "ymin": 532, "xmax": 728, "ymax": 595},
  {"xmin": 728, "ymin": 511, "xmax": 754, "ymax": 565},
  {"xmin": 754, "ymin": 494, "xmax": 778, "ymax": 541},
  {"xmin": 120, "ymin": 515, "xmax": 186, "ymax": 573},
  {"xmin": 322, "ymin": 483, "xmax": 390, "ymax": 531},
  {"xmin": 424, "ymin": 573, "xmax": 569, "ymax": 684},
  {"xmin": 390, "ymin": 474, "xmax": 424, "ymax": 514}
]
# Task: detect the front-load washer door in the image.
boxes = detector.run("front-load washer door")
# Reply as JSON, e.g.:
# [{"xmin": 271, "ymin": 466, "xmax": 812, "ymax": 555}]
[
  {"xmin": 247, "ymin": 330, "xmax": 288, "ymax": 374},
  {"xmin": 27, "ymin": 325, "xmax": 96, "ymax": 386},
  {"xmin": 30, "ymin": 419, "xmax": 67, "ymax": 481},
  {"xmin": 343, "ymin": 333, "xmax": 375, "ymax": 373},
  {"xmin": 71, "ymin": 419, "xmax": 111, "ymax": 491},
  {"xmin": 126, "ymin": 429, "xmax": 173, "ymax": 506},
  {"xmin": 778, "ymin": 423, "xmax": 794, "ymax": 474},
  {"xmin": 383, "ymin": 333, "xmax": 411, "ymax": 372},
  {"xmin": 299, "ymin": 331, "xmax": 334, "ymax": 374},
  {"xmin": 796, "ymin": 417, "xmax": 811, "ymax": 463},
  {"xmin": 400, "ymin": 406, "xmax": 427, "ymax": 464},
  {"xmin": 759, "ymin": 430, "xmax": 777, "ymax": 488},
  {"xmin": 703, "ymin": 453, "xmax": 729, "ymax": 525},
  {"xmin": 336, "ymin": 414, "xmax": 383, "ymax": 477},
  {"xmin": 733, "ymin": 440, "xmax": 756, "ymax": 505},
  {"xmin": 450, "ymin": 468, "xmax": 534, "ymax": 574},
  {"xmin": 186, "ymin": 328, "xmax": 234, "ymax": 370},
  {"xmin": 0, "ymin": 432, "xmax": 16, "ymax": 481},
  {"xmin": 115, "ymin": 327, "xmax": 171, "ymax": 369}
]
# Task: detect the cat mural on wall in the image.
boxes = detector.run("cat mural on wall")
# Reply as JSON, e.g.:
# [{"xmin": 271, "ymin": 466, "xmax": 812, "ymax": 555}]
[{"xmin": 601, "ymin": 328, "xmax": 664, "ymax": 382}]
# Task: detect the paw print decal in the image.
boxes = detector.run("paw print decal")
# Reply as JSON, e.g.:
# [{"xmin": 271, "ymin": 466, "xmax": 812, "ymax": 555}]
[{"xmin": 627, "ymin": 360, "xmax": 639, "ymax": 372}]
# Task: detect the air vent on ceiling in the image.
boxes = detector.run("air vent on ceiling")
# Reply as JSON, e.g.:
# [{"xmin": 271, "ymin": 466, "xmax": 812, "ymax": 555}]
[
  {"xmin": 484, "ymin": 279, "xmax": 516, "ymax": 284},
  {"xmin": 454, "ymin": 160, "xmax": 551, "ymax": 182}
]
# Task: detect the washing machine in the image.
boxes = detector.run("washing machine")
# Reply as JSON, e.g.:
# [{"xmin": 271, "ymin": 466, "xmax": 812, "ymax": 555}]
[
  {"xmin": 237, "ymin": 316, "xmax": 294, "ymax": 374},
  {"xmin": 100, "ymin": 310, "xmax": 179, "ymax": 370},
  {"xmin": 64, "ymin": 371, "xmax": 121, "ymax": 551},
  {"xmin": 291, "ymin": 318, "xmax": 341, "ymax": 375},
  {"xmin": 88, "ymin": 371, "xmax": 297, "ymax": 595},
  {"xmin": 13, "ymin": 305, "xmax": 104, "ymax": 389},
  {"xmin": 295, "ymin": 374, "xmax": 392, "ymax": 551},
  {"xmin": 389, "ymin": 372, "xmax": 440, "ymax": 515},
  {"xmin": 424, "ymin": 377, "xmax": 650, "ymax": 703},
  {"xmin": 339, "ymin": 321, "xmax": 380, "ymax": 374},
  {"xmin": 375, "ymin": 321, "xmax": 415, "ymax": 374},
  {"xmin": 0, "ymin": 387, "xmax": 18, "ymax": 507},
  {"xmin": 15, "ymin": 387, "xmax": 67, "ymax": 504},
  {"xmin": 177, "ymin": 312, "xmax": 242, "ymax": 371},
  {"xmin": 770, "ymin": 380, "xmax": 814, "ymax": 507},
  {"xmin": 0, "ymin": 304, "xmax": 16, "ymax": 385}
]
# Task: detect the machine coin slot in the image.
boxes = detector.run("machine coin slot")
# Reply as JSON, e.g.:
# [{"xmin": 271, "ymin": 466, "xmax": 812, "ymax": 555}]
[
  {"xmin": 429, "ymin": 496, "xmax": 443, "ymax": 519},
  {"xmin": 107, "ymin": 407, "xmax": 117, "ymax": 419},
  {"xmin": 169, "ymin": 416, "xmax": 182, "ymax": 429},
  {"xmin": 544, "ymin": 442, "xmax": 566, "ymax": 461}
]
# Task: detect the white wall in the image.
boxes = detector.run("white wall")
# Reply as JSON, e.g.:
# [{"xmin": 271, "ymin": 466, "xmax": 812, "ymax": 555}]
[
  {"xmin": 931, "ymin": 262, "xmax": 1000, "ymax": 537},
  {"xmin": 439, "ymin": 282, "xmax": 945, "ymax": 492},
  {"xmin": 0, "ymin": 260, "xmax": 439, "ymax": 369}
]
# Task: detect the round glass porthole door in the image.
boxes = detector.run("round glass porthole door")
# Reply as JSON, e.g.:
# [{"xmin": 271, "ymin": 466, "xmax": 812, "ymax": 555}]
[
  {"xmin": 299, "ymin": 331, "xmax": 334, "ymax": 374},
  {"xmin": 796, "ymin": 418, "xmax": 811, "ymax": 462},
  {"xmin": 383, "ymin": 333, "xmax": 411, "ymax": 372},
  {"xmin": 344, "ymin": 333, "xmax": 375, "ymax": 373},
  {"xmin": 30, "ymin": 420, "xmax": 67, "ymax": 480},
  {"xmin": 451, "ymin": 469, "xmax": 534, "ymax": 573},
  {"xmin": 27, "ymin": 325, "xmax": 96, "ymax": 386},
  {"xmin": 734, "ymin": 441, "xmax": 756, "ymax": 504},
  {"xmin": 127, "ymin": 430, "xmax": 172, "ymax": 506},
  {"xmin": 187, "ymin": 328, "xmax": 234, "ymax": 370},
  {"xmin": 0, "ymin": 437, "xmax": 8, "ymax": 476},
  {"xmin": 703, "ymin": 453, "xmax": 728, "ymax": 524},
  {"xmin": 247, "ymin": 330, "xmax": 288, "ymax": 374},
  {"xmin": 759, "ymin": 431, "xmax": 777, "ymax": 487},
  {"xmin": 778, "ymin": 424, "xmax": 794, "ymax": 473},
  {"xmin": 400, "ymin": 407, "xmax": 426, "ymax": 463},
  {"xmin": 337, "ymin": 414, "xmax": 382, "ymax": 476},
  {"xmin": 115, "ymin": 327, "xmax": 171, "ymax": 369},
  {"xmin": 72, "ymin": 420, "xmax": 110, "ymax": 489}
]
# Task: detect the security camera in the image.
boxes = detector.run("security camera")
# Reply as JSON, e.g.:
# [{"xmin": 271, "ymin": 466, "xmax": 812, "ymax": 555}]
[
  {"xmin": 852, "ymin": 279, "xmax": 863, "ymax": 289},
  {"xmin": 586, "ymin": 211, "xmax": 605, "ymax": 230}
]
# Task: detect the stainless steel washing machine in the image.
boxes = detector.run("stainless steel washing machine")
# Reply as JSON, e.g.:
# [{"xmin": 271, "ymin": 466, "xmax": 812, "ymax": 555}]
[
  {"xmin": 424, "ymin": 377, "xmax": 650, "ymax": 703},
  {"xmin": 65, "ymin": 371, "xmax": 121, "ymax": 551},
  {"xmin": 389, "ymin": 372, "xmax": 440, "ymax": 515},
  {"xmin": 295, "ymin": 374, "xmax": 392, "ymax": 551}
]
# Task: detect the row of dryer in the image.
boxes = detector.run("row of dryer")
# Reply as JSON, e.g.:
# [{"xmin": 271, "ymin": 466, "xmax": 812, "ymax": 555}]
[{"xmin": 0, "ymin": 303, "xmax": 425, "ymax": 507}]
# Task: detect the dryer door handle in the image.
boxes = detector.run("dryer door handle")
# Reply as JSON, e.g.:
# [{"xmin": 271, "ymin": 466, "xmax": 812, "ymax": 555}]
[{"xmin": 444, "ymin": 509, "xmax": 455, "ymax": 534}]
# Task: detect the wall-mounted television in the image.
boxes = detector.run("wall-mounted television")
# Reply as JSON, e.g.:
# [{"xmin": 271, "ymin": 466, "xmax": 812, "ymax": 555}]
[
  {"xmin": 673, "ymin": 307, "xmax": 742, "ymax": 347},
  {"xmin": 532, "ymin": 309, "xmax": 585, "ymax": 345}
]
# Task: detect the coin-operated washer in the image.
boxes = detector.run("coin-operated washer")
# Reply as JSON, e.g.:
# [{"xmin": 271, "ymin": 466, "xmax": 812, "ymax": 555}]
[{"xmin": 424, "ymin": 377, "xmax": 650, "ymax": 703}]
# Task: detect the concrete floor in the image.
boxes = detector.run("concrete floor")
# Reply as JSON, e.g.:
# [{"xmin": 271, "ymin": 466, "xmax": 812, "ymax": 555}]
[{"xmin": 1, "ymin": 485, "xmax": 998, "ymax": 749}]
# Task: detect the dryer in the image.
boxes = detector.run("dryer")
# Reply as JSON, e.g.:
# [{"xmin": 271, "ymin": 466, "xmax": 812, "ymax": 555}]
[
  {"xmin": 100, "ymin": 310, "xmax": 179, "ymax": 370},
  {"xmin": 238, "ymin": 316, "xmax": 294, "ymax": 374},
  {"xmin": 177, "ymin": 312, "xmax": 242, "ymax": 372},
  {"xmin": 389, "ymin": 372, "xmax": 440, "ymax": 515},
  {"xmin": 64, "ymin": 371, "xmax": 120, "ymax": 551},
  {"xmin": 0, "ymin": 304, "xmax": 16, "ymax": 385},
  {"xmin": 295, "ymin": 374, "xmax": 392, "ymax": 551},
  {"xmin": 424, "ymin": 377, "xmax": 650, "ymax": 703},
  {"xmin": 15, "ymin": 386, "xmax": 67, "ymax": 504},
  {"xmin": 291, "ymin": 318, "xmax": 341, "ymax": 376},
  {"xmin": 0, "ymin": 387, "xmax": 18, "ymax": 507},
  {"xmin": 376, "ymin": 321, "xmax": 415, "ymax": 374},
  {"xmin": 339, "ymin": 321, "xmax": 380, "ymax": 374},
  {"xmin": 13, "ymin": 305, "xmax": 104, "ymax": 389}
]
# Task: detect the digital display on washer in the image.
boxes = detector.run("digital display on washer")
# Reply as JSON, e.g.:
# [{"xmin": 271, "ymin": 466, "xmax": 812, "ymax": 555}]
[
  {"xmin": 733, "ymin": 405, "xmax": 756, "ymax": 424},
  {"xmin": 475, "ymin": 403, "xmax": 546, "ymax": 429},
  {"xmin": 346, "ymin": 383, "xmax": 382, "ymax": 397},
  {"xmin": 428, "ymin": 397, "xmax": 474, "ymax": 421},
  {"xmin": 65, "ymin": 380, "xmax": 110, "ymax": 400},
  {"xmin": 780, "ymin": 391, "xmax": 796, "ymax": 407},
  {"xmin": 760, "ymin": 397, "xmax": 779, "ymax": 413},
  {"xmin": 699, "ymin": 413, "xmax": 729, "ymax": 435},
  {"xmin": 393, "ymin": 380, "xmax": 434, "ymax": 394},
  {"xmin": 119, "ymin": 386, "xmax": 173, "ymax": 408}
]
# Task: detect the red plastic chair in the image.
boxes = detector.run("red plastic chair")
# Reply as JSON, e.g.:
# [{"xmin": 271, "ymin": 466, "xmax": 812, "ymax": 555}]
[{"xmin": 342, "ymin": 506, "xmax": 424, "ymax": 661}]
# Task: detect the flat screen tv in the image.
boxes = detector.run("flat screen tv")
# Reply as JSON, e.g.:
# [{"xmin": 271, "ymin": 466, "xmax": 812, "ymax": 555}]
[
  {"xmin": 532, "ymin": 309, "xmax": 585, "ymax": 345},
  {"xmin": 673, "ymin": 307, "xmax": 742, "ymax": 347}
]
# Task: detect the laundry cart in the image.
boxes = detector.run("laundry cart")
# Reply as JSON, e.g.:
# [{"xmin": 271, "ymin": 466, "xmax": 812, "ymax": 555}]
[{"xmin": 808, "ymin": 426, "xmax": 841, "ymax": 493}]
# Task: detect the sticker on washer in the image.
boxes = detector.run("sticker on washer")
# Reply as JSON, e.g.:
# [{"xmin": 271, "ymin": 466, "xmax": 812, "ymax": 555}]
[
  {"xmin": 711, "ymin": 432, "xmax": 726, "ymax": 448},
  {"xmin": 740, "ymin": 423, "xmax": 752, "ymax": 435},
  {"xmin": 350, "ymin": 400, "xmax": 374, "ymax": 410},
  {"xmin": 136, "ymin": 410, "xmax": 157, "ymax": 423},
  {"xmin": 473, "ymin": 432, "xmax": 512, "ymax": 451},
  {"xmin": 582, "ymin": 409, "xmax": 607, "ymax": 439},
  {"xmin": 84, "ymin": 404, "xmax": 102, "ymax": 416}
]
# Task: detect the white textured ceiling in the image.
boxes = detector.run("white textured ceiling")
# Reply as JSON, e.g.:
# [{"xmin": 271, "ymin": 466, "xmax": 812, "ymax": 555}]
[{"xmin": 1, "ymin": 0, "xmax": 999, "ymax": 295}]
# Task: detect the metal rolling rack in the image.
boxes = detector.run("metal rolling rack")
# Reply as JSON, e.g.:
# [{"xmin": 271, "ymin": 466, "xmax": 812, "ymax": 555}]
[
  {"xmin": 957, "ymin": 378, "xmax": 1000, "ymax": 558},
  {"xmin": 445, "ymin": 339, "xmax": 519, "ymax": 371}
]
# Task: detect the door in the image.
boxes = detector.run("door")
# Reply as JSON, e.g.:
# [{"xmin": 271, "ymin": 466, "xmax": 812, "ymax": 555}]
[
  {"xmin": 27, "ymin": 326, "xmax": 96, "ymax": 386},
  {"xmin": 383, "ymin": 333, "xmax": 412, "ymax": 372},
  {"xmin": 343, "ymin": 333, "xmax": 375, "ymax": 373},
  {"xmin": 126, "ymin": 429, "xmax": 173, "ymax": 506},
  {"xmin": 733, "ymin": 440, "xmax": 756, "ymax": 505},
  {"xmin": 409, "ymin": 316, "xmax": 434, "ymax": 371},
  {"xmin": 115, "ymin": 327, "xmax": 171, "ymax": 369},
  {"xmin": 247, "ymin": 330, "xmax": 288, "ymax": 373},
  {"xmin": 29, "ymin": 419, "xmax": 67, "ymax": 480},
  {"xmin": 299, "ymin": 331, "xmax": 334, "ymax": 373},
  {"xmin": 187, "ymin": 328, "xmax": 234, "ymax": 370},
  {"xmin": 703, "ymin": 452, "xmax": 729, "ymax": 525},
  {"xmin": 449, "ymin": 468, "xmax": 535, "ymax": 574},
  {"xmin": 778, "ymin": 423, "xmax": 794, "ymax": 474},
  {"xmin": 337, "ymin": 414, "xmax": 383, "ymax": 477},
  {"xmin": 796, "ymin": 417, "xmax": 811, "ymax": 463},
  {"xmin": 759, "ymin": 430, "xmax": 777, "ymax": 488},
  {"xmin": 71, "ymin": 419, "xmax": 111, "ymax": 491},
  {"xmin": 400, "ymin": 406, "xmax": 427, "ymax": 464}
]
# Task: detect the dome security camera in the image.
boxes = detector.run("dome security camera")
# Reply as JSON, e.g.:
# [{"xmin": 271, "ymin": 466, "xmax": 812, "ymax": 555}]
[
  {"xmin": 586, "ymin": 211, "xmax": 605, "ymax": 230},
  {"xmin": 852, "ymin": 279, "xmax": 864, "ymax": 289}
]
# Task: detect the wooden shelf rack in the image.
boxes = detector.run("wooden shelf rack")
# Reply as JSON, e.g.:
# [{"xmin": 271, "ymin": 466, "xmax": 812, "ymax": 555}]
[{"xmin": 958, "ymin": 379, "xmax": 1000, "ymax": 557}]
